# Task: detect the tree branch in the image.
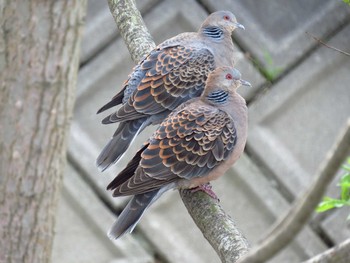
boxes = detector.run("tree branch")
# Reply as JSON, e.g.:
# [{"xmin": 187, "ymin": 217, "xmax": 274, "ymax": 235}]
[
  {"xmin": 306, "ymin": 31, "xmax": 350, "ymax": 57},
  {"xmin": 302, "ymin": 238, "xmax": 350, "ymax": 263},
  {"xmin": 238, "ymin": 119, "xmax": 350, "ymax": 263},
  {"xmin": 180, "ymin": 190, "xmax": 250, "ymax": 262},
  {"xmin": 107, "ymin": 0, "xmax": 249, "ymax": 261},
  {"xmin": 108, "ymin": 0, "xmax": 156, "ymax": 62}
]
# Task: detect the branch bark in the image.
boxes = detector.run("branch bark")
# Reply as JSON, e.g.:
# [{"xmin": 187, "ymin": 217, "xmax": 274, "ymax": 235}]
[
  {"xmin": 238, "ymin": 119, "xmax": 350, "ymax": 263},
  {"xmin": 107, "ymin": 0, "xmax": 249, "ymax": 261},
  {"xmin": 306, "ymin": 31, "xmax": 350, "ymax": 57},
  {"xmin": 180, "ymin": 190, "xmax": 250, "ymax": 262},
  {"xmin": 302, "ymin": 238, "xmax": 350, "ymax": 263},
  {"xmin": 108, "ymin": 0, "xmax": 156, "ymax": 62},
  {"xmin": 0, "ymin": 1, "xmax": 86, "ymax": 262}
]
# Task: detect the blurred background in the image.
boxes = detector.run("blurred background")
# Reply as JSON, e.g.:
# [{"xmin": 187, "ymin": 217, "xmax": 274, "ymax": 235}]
[{"xmin": 51, "ymin": 0, "xmax": 350, "ymax": 262}]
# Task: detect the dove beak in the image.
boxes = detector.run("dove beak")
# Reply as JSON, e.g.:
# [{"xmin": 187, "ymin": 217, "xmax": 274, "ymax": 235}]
[
  {"xmin": 235, "ymin": 23, "xmax": 245, "ymax": 30},
  {"xmin": 240, "ymin": 79, "xmax": 252, "ymax": 87}
]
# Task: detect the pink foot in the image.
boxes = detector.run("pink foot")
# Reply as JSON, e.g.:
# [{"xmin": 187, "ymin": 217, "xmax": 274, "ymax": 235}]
[{"xmin": 191, "ymin": 183, "xmax": 219, "ymax": 200}]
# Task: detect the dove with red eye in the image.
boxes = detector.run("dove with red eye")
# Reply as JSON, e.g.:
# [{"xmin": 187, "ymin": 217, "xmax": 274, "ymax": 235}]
[
  {"xmin": 107, "ymin": 66, "xmax": 251, "ymax": 239},
  {"xmin": 96, "ymin": 11, "xmax": 245, "ymax": 171}
]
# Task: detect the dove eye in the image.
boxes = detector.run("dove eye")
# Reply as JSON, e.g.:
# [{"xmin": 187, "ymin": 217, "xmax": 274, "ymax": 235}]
[
  {"xmin": 225, "ymin": 73, "xmax": 233, "ymax": 80},
  {"xmin": 223, "ymin": 15, "xmax": 230, "ymax": 21}
]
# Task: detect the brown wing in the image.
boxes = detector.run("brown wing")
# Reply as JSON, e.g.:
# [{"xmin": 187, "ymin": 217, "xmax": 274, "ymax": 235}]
[
  {"xmin": 103, "ymin": 45, "xmax": 215, "ymax": 123},
  {"xmin": 109, "ymin": 102, "xmax": 237, "ymax": 196}
]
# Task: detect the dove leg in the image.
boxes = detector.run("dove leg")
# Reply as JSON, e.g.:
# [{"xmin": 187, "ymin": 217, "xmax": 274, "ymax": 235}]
[{"xmin": 190, "ymin": 183, "xmax": 219, "ymax": 200}]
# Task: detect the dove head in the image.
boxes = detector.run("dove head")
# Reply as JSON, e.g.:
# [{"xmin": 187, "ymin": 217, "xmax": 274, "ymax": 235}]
[
  {"xmin": 203, "ymin": 67, "xmax": 251, "ymax": 105},
  {"xmin": 200, "ymin": 11, "xmax": 244, "ymax": 39}
]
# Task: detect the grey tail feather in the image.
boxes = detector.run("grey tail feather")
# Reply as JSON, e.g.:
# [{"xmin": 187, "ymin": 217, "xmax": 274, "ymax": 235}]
[
  {"xmin": 108, "ymin": 189, "xmax": 161, "ymax": 239},
  {"xmin": 107, "ymin": 144, "xmax": 148, "ymax": 191},
  {"xmin": 96, "ymin": 118, "xmax": 147, "ymax": 171},
  {"xmin": 97, "ymin": 90, "xmax": 124, "ymax": 114}
]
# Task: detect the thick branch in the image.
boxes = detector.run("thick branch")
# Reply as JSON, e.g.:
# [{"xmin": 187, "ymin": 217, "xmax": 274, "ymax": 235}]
[
  {"xmin": 108, "ymin": 0, "xmax": 156, "ymax": 62},
  {"xmin": 107, "ymin": 0, "xmax": 249, "ymax": 261},
  {"xmin": 302, "ymin": 238, "xmax": 350, "ymax": 263},
  {"xmin": 238, "ymin": 119, "xmax": 350, "ymax": 263},
  {"xmin": 180, "ymin": 190, "xmax": 250, "ymax": 262}
]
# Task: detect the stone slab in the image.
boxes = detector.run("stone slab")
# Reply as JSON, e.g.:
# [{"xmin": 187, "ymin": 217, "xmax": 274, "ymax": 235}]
[
  {"xmin": 81, "ymin": 0, "xmax": 159, "ymax": 63},
  {"xmin": 320, "ymin": 207, "xmax": 350, "ymax": 244},
  {"xmin": 52, "ymin": 163, "xmax": 153, "ymax": 263},
  {"xmin": 137, "ymin": 154, "xmax": 326, "ymax": 263},
  {"xmin": 200, "ymin": 0, "xmax": 350, "ymax": 74},
  {"xmin": 247, "ymin": 24, "xmax": 350, "ymax": 196},
  {"xmin": 68, "ymin": 122, "xmax": 129, "ymax": 208},
  {"xmin": 70, "ymin": 0, "xmax": 264, "ymax": 210}
]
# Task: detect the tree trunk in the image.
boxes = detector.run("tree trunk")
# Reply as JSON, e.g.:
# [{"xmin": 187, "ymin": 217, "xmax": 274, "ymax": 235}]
[{"xmin": 0, "ymin": 1, "xmax": 86, "ymax": 262}]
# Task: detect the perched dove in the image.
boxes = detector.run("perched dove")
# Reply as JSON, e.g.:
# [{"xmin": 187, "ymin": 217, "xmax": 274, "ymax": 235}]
[
  {"xmin": 107, "ymin": 67, "xmax": 251, "ymax": 239},
  {"xmin": 96, "ymin": 11, "xmax": 245, "ymax": 171}
]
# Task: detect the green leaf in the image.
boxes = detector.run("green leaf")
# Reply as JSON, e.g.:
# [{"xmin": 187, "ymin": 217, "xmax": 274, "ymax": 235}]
[
  {"xmin": 263, "ymin": 51, "xmax": 273, "ymax": 66},
  {"xmin": 316, "ymin": 202, "xmax": 335, "ymax": 212},
  {"xmin": 317, "ymin": 157, "xmax": 350, "ymax": 218},
  {"xmin": 342, "ymin": 165, "xmax": 350, "ymax": 172},
  {"xmin": 340, "ymin": 173, "xmax": 350, "ymax": 201},
  {"xmin": 346, "ymin": 158, "xmax": 350, "ymax": 165},
  {"xmin": 316, "ymin": 197, "xmax": 348, "ymax": 212},
  {"xmin": 340, "ymin": 173, "xmax": 350, "ymax": 183},
  {"xmin": 261, "ymin": 50, "xmax": 283, "ymax": 81}
]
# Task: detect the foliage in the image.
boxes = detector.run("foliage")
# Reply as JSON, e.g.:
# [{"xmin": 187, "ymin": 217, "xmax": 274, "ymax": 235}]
[
  {"xmin": 250, "ymin": 51, "xmax": 282, "ymax": 81},
  {"xmin": 316, "ymin": 157, "xmax": 350, "ymax": 219},
  {"xmin": 262, "ymin": 51, "xmax": 283, "ymax": 81},
  {"xmin": 343, "ymin": 0, "xmax": 350, "ymax": 6}
]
